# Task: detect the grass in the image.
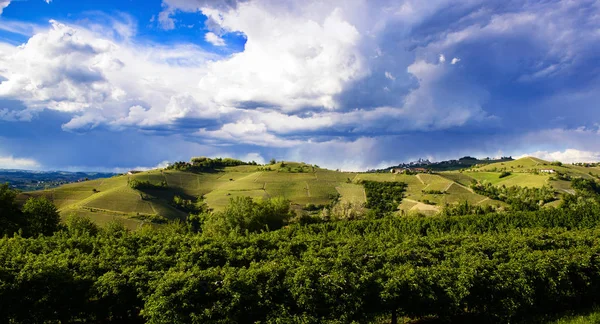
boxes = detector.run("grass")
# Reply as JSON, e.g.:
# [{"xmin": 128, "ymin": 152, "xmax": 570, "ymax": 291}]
[
  {"xmin": 473, "ymin": 157, "xmax": 600, "ymax": 181},
  {"xmin": 60, "ymin": 209, "xmax": 143, "ymax": 231},
  {"xmin": 475, "ymin": 157, "xmax": 545, "ymax": 171},
  {"xmin": 440, "ymin": 172, "xmax": 476, "ymax": 187},
  {"xmin": 466, "ymin": 172, "xmax": 515, "ymax": 184},
  {"xmin": 354, "ymin": 173, "xmax": 397, "ymax": 182},
  {"xmin": 83, "ymin": 187, "xmax": 155, "ymax": 214},
  {"xmin": 205, "ymin": 189, "xmax": 269, "ymax": 211},
  {"xmin": 550, "ymin": 308, "xmax": 600, "ymax": 324},
  {"xmin": 336, "ymin": 183, "xmax": 366, "ymax": 204},
  {"xmin": 551, "ymin": 179, "xmax": 575, "ymax": 194},
  {"xmin": 417, "ymin": 174, "xmax": 454, "ymax": 191},
  {"xmin": 264, "ymin": 181, "xmax": 308, "ymax": 200},
  {"xmin": 496, "ymin": 173, "xmax": 550, "ymax": 187},
  {"xmin": 466, "ymin": 171, "xmax": 550, "ymax": 188}
]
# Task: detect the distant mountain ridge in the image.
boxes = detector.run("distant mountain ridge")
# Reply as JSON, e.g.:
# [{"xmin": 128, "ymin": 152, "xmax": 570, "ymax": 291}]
[
  {"xmin": 375, "ymin": 156, "xmax": 515, "ymax": 172},
  {"xmin": 0, "ymin": 169, "xmax": 117, "ymax": 191}
]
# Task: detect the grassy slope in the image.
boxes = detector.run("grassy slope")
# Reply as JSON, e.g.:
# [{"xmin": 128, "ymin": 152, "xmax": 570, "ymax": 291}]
[
  {"xmin": 18, "ymin": 157, "xmax": 590, "ymax": 228},
  {"xmin": 459, "ymin": 157, "xmax": 600, "ymax": 192},
  {"xmin": 336, "ymin": 183, "xmax": 366, "ymax": 204},
  {"xmin": 550, "ymin": 308, "xmax": 600, "ymax": 324},
  {"xmin": 474, "ymin": 157, "xmax": 596, "ymax": 178}
]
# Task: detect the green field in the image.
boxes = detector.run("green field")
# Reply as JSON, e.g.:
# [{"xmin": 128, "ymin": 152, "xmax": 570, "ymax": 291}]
[
  {"xmin": 466, "ymin": 171, "xmax": 550, "ymax": 187},
  {"xmin": 17, "ymin": 156, "xmax": 593, "ymax": 227},
  {"xmin": 336, "ymin": 183, "xmax": 366, "ymax": 204},
  {"xmin": 439, "ymin": 172, "xmax": 476, "ymax": 186},
  {"xmin": 475, "ymin": 156, "xmax": 545, "ymax": 171},
  {"xmin": 473, "ymin": 157, "xmax": 599, "ymax": 180}
]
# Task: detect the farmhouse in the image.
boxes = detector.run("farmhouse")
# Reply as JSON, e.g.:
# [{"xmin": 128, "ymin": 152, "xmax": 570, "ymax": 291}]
[{"xmin": 540, "ymin": 169, "xmax": 556, "ymax": 174}]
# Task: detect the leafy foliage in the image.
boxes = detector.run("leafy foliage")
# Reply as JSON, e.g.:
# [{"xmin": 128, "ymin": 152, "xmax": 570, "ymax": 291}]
[
  {"xmin": 21, "ymin": 197, "xmax": 61, "ymax": 236},
  {"xmin": 439, "ymin": 200, "xmax": 497, "ymax": 216},
  {"xmin": 422, "ymin": 189, "xmax": 445, "ymax": 194},
  {"xmin": 499, "ymin": 171, "xmax": 512, "ymax": 178},
  {"xmin": 471, "ymin": 182, "xmax": 556, "ymax": 211},
  {"xmin": 3, "ymin": 203, "xmax": 600, "ymax": 322},
  {"xmin": 0, "ymin": 184, "xmax": 60, "ymax": 237},
  {"xmin": 362, "ymin": 181, "xmax": 407, "ymax": 214},
  {"xmin": 166, "ymin": 157, "xmax": 256, "ymax": 172},
  {"xmin": 0, "ymin": 183, "xmax": 23, "ymax": 235},
  {"xmin": 571, "ymin": 178, "xmax": 600, "ymax": 196},
  {"xmin": 128, "ymin": 179, "xmax": 167, "ymax": 190},
  {"xmin": 172, "ymin": 195, "xmax": 208, "ymax": 213},
  {"xmin": 201, "ymin": 196, "xmax": 294, "ymax": 235}
]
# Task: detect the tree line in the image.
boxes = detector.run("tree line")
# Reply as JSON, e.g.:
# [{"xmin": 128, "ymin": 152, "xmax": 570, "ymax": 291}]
[{"xmin": 166, "ymin": 157, "xmax": 257, "ymax": 172}]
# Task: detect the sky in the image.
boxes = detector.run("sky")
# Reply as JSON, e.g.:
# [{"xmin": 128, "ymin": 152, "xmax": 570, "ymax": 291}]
[{"xmin": 0, "ymin": 0, "xmax": 600, "ymax": 171}]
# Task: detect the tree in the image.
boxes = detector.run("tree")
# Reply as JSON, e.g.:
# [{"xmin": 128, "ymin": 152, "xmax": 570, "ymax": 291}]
[
  {"xmin": 269, "ymin": 158, "xmax": 277, "ymax": 165},
  {"xmin": 22, "ymin": 197, "xmax": 61, "ymax": 236},
  {"xmin": 0, "ymin": 183, "xmax": 23, "ymax": 236},
  {"xmin": 202, "ymin": 196, "xmax": 293, "ymax": 235},
  {"xmin": 64, "ymin": 214, "xmax": 99, "ymax": 235}
]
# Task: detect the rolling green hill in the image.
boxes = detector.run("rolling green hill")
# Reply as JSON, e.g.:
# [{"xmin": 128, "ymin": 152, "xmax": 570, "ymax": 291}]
[
  {"xmin": 17, "ymin": 156, "xmax": 598, "ymax": 228},
  {"xmin": 460, "ymin": 156, "xmax": 600, "ymax": 192}
]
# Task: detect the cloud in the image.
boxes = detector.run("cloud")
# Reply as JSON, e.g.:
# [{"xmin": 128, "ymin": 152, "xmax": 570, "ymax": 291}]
[
  {"xmin": 241, "ymin": 152, "xmax": 265, "ymax": 164},
  {"xmin": 198, "ymin": 3, "xmax": 365, "ymax": 111},
  {"xmin": 285, "ymin": 137, "xmax": 379, "ymax": 171},
  {"xmin": 158, "ymin": 8, "xmax": 176, "ymax": 30},
  {"xmin": 0, "ymin": 19, "xmax": 46, "ymax": 37},
  {"xmin": 2, "ymin": 0, "xmax": 600, "ymax": 171},
  {"xmin": 0, "ymin": 19, "xmax": 219, "ymax": 131},
  {"xmin": 158, "ymin": 0, "xmax": 248, "ymax": 30},
  {"xmin": 196, "ymin": 118, "xmax": 304, "ymax": 147},
  {"xmin": 0, "ymin": 0, "xmax": 51, "ymax": 15},
  {"xmin": 0, "ymin": 155, "xmax": 40, "ymax": 169},
  {"xmin": 204, "ymin": 32, "xmax": 225, "ymax": 46},
  {"xmin": 0, "ymin": 0, "xmax": 10, "ymax": 15}
]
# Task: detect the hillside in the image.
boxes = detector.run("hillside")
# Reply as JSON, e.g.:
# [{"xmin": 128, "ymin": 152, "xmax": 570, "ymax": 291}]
[
  {"xmin": 17, "ymin": 156, "xmax": 598, "ymax": 229},
  {"xmin": 458, "ymin": 157, "xmax": 600, "ymax": 193},
  {"xmin": 18, "ymin": 161, "xmax": 357, "ymax": 229}
]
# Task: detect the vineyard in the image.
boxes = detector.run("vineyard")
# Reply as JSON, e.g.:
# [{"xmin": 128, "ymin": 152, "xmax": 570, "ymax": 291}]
[{"xmin": 3, "ymin": 201, "xmax": 600, "ymax": 323}]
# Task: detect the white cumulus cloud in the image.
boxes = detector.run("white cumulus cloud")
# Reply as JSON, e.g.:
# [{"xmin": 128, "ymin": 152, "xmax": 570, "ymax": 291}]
[
  {"xmin": 0, "ymin": 155, "xmax": 40, "ymax": 169},
  {"xmin": 204, "ymin": 32, "xmax": 225, "ymax": 46}
]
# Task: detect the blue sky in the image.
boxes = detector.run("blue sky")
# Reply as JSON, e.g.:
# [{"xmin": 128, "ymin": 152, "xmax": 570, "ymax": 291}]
[{"xmin": 0, "ymin": 0, "xmax": 600, "ymax": 171}]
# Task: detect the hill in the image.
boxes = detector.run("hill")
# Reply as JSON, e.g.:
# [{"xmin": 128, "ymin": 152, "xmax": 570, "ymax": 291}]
[
  {"xmin": 18, "ymin": 160, "xmax": 359, "ymax": 229},
  {"xmin": 17, "ymin": 156, "xmax": 599, "ymax": 229},
  {"xmin": 459, "ymin": 156, "xmax": 600, "ymax": 192}
]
